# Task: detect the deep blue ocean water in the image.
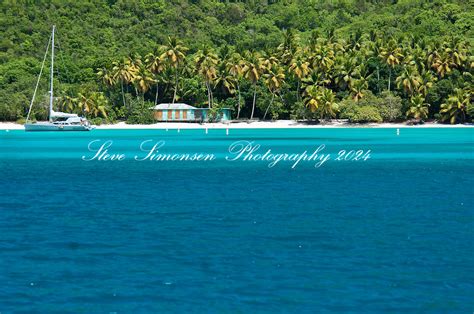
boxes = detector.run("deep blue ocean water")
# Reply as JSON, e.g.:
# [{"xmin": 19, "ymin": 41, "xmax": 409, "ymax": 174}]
[{"xmin": 0, "ymin": 127, "xmax": 473, "ymax": 313}]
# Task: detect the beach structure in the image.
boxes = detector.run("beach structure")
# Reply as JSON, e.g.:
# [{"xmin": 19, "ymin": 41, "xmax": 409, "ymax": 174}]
[{"xmin": 151, "ymin": 103, "xmax": 231, "ymax": 122}]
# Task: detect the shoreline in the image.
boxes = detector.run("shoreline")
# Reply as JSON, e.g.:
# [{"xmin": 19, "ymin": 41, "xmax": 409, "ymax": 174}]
[{"xmin": 1, "ymin": 120, "xmax": 473, "ymax": 130}]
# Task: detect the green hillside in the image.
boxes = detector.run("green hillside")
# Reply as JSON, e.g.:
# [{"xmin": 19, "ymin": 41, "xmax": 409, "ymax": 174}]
[{"xmin": 1, "ymin": 0, "xmax": 472, "ymax": 123}]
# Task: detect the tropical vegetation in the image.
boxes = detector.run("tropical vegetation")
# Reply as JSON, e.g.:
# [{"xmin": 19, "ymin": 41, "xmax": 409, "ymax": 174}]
[{"xmin": 1, "ymin": 0, "xmax": 472, "ymax": 124}]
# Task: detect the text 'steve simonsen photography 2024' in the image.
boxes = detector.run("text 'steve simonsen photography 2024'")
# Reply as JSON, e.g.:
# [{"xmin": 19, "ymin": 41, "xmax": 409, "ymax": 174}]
[{"xmin": 1, "ymin": 1, "xmax": 473, "ymax": 313}]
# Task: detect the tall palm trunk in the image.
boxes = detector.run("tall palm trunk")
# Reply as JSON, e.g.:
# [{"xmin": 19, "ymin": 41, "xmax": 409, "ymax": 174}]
[
  {"xmin": 163, "ymin": 85, "xmax": 169, "ymax": 99},
  {"xmin": 173, "ymin": 70, "xmax": 178, "ymax": 104},
  {"xmin": 154, "ymin": 82, "xmax": 159, "ymax": 106},
  {"xmin": 263, "ymin": 92, "xmax": 274, "ymax": 120},
  {"xmin": 210, "ymin": 88, "xmax": 214, "ymax": 108},
  {"xmin": 296, "ymin": 80, "xmax": 300, "ymax": 102},
  {"xmin": 236, "ymin": 83, "xmax": 241, "ymax": 119},
  {"xmin": 250, "ymin": 83, "xmax": 257, "ymax": 119},
  {"xmin": 388, "ymin": 68, "xmax": 391, "ymax": 91},
  {"xmin": 279, "ymin": 93, "xmax": 285, "ymax": 105},
  {"xmin": 121, "ymin": 79, "xmax": 126, "ymax": 108},
  {"xmin": 206, "ymin": 81, "xmax": 211, "ymax": 108},
  {"xmin": 377, "ymin": 66, "xmax": 380, "ymax": 93}
]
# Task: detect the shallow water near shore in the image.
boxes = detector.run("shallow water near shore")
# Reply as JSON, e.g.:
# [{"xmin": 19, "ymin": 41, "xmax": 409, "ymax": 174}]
[{"xmin": 1, "ymin": 128, "xmax": 473, "ymax": 313}]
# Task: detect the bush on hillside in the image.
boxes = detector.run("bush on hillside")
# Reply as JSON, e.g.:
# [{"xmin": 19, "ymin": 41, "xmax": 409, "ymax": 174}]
[
  {"xmin": 126, "ymin": 99, "xmax": 155, "ymax": 124},
  {"xmin": 349, "ymin": 106, "xmax": 383, "ymax": 123}
]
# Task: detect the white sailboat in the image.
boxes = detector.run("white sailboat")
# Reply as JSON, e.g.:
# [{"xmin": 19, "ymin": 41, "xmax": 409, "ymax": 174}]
[{"xmin": 25, "ymin": 25, "xmax": 93, "ymax": 131}]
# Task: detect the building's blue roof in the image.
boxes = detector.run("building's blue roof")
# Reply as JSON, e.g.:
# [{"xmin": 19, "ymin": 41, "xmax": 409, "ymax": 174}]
[
  {"xmin": 151, "ymin": 103, "xmax": 196, "ymax": 110},
  {"xmin": 151, "ymin": 103, "xmax": 231, "ymax": 110}
]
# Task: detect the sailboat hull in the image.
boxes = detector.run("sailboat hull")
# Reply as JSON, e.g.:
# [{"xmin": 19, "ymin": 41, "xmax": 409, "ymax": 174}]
[{"xmin": 25, "ymin": 122, "xmax": 92, "ymax": 131}]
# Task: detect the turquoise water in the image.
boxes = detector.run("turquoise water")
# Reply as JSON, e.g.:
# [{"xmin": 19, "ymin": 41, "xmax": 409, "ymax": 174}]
[{"xmin": 1, "ymin": 128, "xmax": 473, "ymax": 313}]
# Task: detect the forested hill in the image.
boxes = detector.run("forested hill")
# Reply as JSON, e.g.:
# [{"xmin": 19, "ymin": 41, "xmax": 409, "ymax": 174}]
[{"xmin": 1, "ymin": 0, "xmax": 473, "ymax": 123}]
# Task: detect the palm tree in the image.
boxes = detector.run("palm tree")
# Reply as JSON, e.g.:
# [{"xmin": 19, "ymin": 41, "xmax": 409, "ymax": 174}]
[
  {"xmin": 77, "ymin": 93, "xmax": 108, "ymax": 119},
  {"xmin": 430, "ymin": 49, "xmax": 455, "ymax": 78},
  {"xmin": 128, "ymin": 53, "xmax": 142, "ymax": 73},
  {"xmin": 405, "ymin": 44, "xmax": 428, "ymax": 73},
  {"xmin": 311, "ymin": 43, "xmax": 335, "ymax": 74},
  {"xmin": 88, "ymin": 92, "xmax": 109, "ymax": 118},
  {"xmin": 367, "ymin": 37, "xmax": 384, "ymax": 93},
  {"xmin": 160, "ymin": 37, "xmax": 188, "ymax": 104},
  {"xmin": 195, "ymin": 48, "xmax": 219, "ymax": 108},
  {"xmin": 439, "ymin": 88, "xmax": 471, "ymax": 124},
  {"xmin": 379, "ymin": 39, "xmax": 403, "ymax": 91},
  {"xmin": 261, "ymin": 53, "xmax": 279, "ymax": 71},
  {"xmin": 277, "ymin": 28, "xmax": 299, "ymax": 65},
  {"xmin": 348, "ymin": 30, "xmax": 363, "ymax": 50},
  {"xmin": 215, "ymin": 61, "xmax": 237, "ymax": 96},
  {"xmin": 316, "ymin": 88, "xmax": 337, "ymax": 120},
  {"xmin": 262, "ymin": 66, "xmax": 285, "ymax": 120},
  {"xmin": 308, "ymin": 29, "xmax": 320, "ymax": 51},
  {"xmin": 301, "ymin": 70, "xmax": 331, "ymax": 90},
  {"xmin": 308, "ymin": 43, "xmax": 335, "ymax": 90},
  {"xmin": 396, "ymin": 66, "xmax": 421, "ymax": 96},
  {"xmin": 133, "ymin": 65, "xmax": 156, "ymax": 104},
  {"xmin": 242, "ymin": 51, "xmax": 265, "ymax": 119},
  {"xmin": 112, "ymin": 57, "xmax": 137, "ymax": 110},
  {"xmin": 97, "ymin": 66, "xmax": 116, "ymax": 88},
  {"xmin": 303, "ymin": 85, "xmax": 336, "ymax": 120},
  {"xmin": 406, "ymin": 95, "xmax": 429, "ymax": 121},
  {"xmin": 127, "ymin": 54, "xmax": 143, "ymax": 98},
  {"xmin": 145, "ymin": 48, "xmax": 165, "ymax": 106},
  {"xmin": 417, "ymin": 70, "xmax": 436, "ymax": 97},
  {"xmin": 58, "ymin": 95, "xmax": 78, "ymax": 113},
  {"xmin": 446, "ymin": 38, "xmax": 467, "ymax": 68},
  {"xmin": 226, "ymin": 52, "xmax": 245, "ymax": 118},
  {"xmin": 350, "ymin": 78, "xmax": 368, "ymax": 101},
  {"xmin": 333, "ymin": 55, "xmax": 357, "ymax": 91},
  {"xmin": 352, "ymin": 63, "xmax": 373, "ymax": 83},
  {"xmin": 467, "ymin": 102, "xmax": 474, "ymax": 120},
  {"xmin": 288, "ymin": 53, "xmax": 311, "ymax": 102},
  {"xmin": 77, "ymin": 93, "xmax": 92, "ymax": 117},
  {"xmin": 303, "ymin": 84, "xmax": 320, "ymax": 113}
]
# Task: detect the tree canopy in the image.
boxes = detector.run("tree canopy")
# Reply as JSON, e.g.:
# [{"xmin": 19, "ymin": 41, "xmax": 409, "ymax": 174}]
[{"xmin": 1, "ymin": 0, "xmax": 472, "ymax": 123}]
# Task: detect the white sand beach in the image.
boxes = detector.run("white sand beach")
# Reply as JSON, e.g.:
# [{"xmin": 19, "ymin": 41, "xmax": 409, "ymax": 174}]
[{"xmin": 1, "ymin": 120, "xmax": 473, "ymax": 130}]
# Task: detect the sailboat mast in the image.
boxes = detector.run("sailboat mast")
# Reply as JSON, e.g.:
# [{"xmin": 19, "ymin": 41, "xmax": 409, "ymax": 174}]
[{"xmin": 49, "ymin": 25, "xmax": 55, "ymax": 122}]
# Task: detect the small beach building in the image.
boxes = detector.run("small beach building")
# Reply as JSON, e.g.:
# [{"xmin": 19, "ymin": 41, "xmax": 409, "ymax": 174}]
[{"xmin": 151, "ymin": 103, "xmax": 231, "ymax": 122}]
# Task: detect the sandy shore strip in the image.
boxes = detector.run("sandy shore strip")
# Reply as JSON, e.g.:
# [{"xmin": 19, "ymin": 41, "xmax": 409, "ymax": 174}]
[{"xmin": 1, "ymin": 120, "xmax": 473, "ymax": 130}]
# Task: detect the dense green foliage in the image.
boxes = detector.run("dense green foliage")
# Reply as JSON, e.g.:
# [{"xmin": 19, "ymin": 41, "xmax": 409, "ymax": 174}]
[{"xmin": 1, "ymin": 0, "xmax": 473, "ymax": 123}]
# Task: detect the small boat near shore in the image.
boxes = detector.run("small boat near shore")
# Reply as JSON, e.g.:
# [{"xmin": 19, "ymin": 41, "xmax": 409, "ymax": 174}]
[{"xmin": 25, "ymin": 25, "xmax": 93, "ymax": 132}]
